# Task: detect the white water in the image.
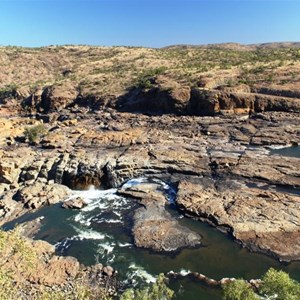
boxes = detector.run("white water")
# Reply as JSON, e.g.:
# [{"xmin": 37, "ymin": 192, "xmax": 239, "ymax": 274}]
[
  {"xmin": 56, "ymin": 177, "xmax": 177, "ymax": 284},
  {"xmin": 128, "ymin": 263, "xmax": 157, "ymax": 284}
]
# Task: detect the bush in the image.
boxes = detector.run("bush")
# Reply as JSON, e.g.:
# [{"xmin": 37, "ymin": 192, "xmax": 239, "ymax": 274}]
[
  {"xmin": 223, "ymin": 280, "xmax": 258, "ymax": 300},
  {"xmin": 0, "ymin": 268, "xmax": 18, "ymax": 300},
  {"xmin": 259, "ymin": 268, "xmax": 300, "ymax": 300},
  {"xmin": 24, "ymin": 124, "xmax": 47, "ymax": 143},
  {"xmin": 120, "ymin": 273, "xmax": 174, "ymax": 300},
  {"xmin": 223, "ymin": 269, "xmax": 300, "ymax": 300},
  {"xmin": 135, "ymin": 67, "xmax": 167, "ymax": 89}
]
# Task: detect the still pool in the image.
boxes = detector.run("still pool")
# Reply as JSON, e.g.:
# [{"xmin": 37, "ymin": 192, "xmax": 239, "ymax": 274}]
[{"xmin": 269, "ymin": 145, "xmax": 300, "ymax": 158}]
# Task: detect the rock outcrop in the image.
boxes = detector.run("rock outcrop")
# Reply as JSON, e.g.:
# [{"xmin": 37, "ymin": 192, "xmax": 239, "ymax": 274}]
[
  {"xmin": 40, "ymin": 81, "xmax": 78, "ymax": 112},
  {"xmin": 117, "ymin": 85, "xmax": 300, "ymax": 116},
  {"xmin": 62, "ymin": 197, "xmax": 87, "ymax": 209},
  {"xmin": 0, "ymin": 103, "xmax": 299, "ymax": 260},
  {"xmin": 118, "ymin": 182, "xmax": 201, "ymax": 251},
  {"xmin": 0, "ymin": 227, "xmax": 118, "ymax": 298}
]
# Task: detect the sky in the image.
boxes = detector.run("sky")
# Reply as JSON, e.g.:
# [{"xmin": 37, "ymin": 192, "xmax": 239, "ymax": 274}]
[{"xmin": 0, "ymin": 0, "xmax": 300, "ymax": 48}]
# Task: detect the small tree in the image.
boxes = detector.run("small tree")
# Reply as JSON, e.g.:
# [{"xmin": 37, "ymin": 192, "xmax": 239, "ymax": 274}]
[
  {"xmin": 24, "ymin": 124, "xmax": 47, "ymax": 144},
  {"xmin": 223, "ymin": 280, "xmax": 258, "ymax": 300},
  {"xmin": 259, "ymin": 268, "xmax": 300, "ymax": 300}
]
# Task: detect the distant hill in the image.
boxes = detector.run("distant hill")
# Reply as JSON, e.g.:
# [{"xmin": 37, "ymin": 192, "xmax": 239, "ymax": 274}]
[
  {"xmin": 163, "ymin": 42, "xmax": 300, "ymax": 50},
  {"xmin": 1, "ymin": 43, "xmax": 300, "ymax": 109}
]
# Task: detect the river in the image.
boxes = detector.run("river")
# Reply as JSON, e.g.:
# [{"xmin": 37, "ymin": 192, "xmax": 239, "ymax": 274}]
[{"xmin": 4, "ymin": 147, "xmax": 300, "ymax": 300}]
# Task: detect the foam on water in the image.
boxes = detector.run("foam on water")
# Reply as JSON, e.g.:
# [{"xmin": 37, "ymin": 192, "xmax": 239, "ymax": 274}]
[
  {"xmin": 267, "ymin": 144, "xmax": 293, "ymax": 150},
  {"xmin": 98, "ymin": 242, "xmax": 115, "ymax": 255},
  {"xmin": 122, "ymin": 177, "xmax": 147, "ymax": 189},
  {"xmin": 58, "ymin": 178, "xmax": 177, "ymax": 288},
  {"xmin": 128, "ymin": 263, "xmax": 157, "ymax": 284},
  {"xmin": 180, "ymin": 269, "xmax": 191, "ymax": 276},
  {"xmin": 118, "ymin": 242, "xmax": 132, "ymax": 248},
  {"xmin": 76, "ymin": 228, "xmax": 106, "ymax": 240},
  {"xmin": 96, "ymin": 218, "xmax": 123, "ymax": 224}
]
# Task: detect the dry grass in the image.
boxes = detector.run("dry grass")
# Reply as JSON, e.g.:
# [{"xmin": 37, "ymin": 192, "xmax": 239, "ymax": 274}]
[{"xmin": 1, "ymin": 45, "xmax": 300, "ymax": 97}]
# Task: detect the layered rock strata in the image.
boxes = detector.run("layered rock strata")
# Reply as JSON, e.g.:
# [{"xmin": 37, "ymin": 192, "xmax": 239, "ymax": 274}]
[{"xmin": 0, "ymin": 107, "xmax": 299, "ymax": 260}]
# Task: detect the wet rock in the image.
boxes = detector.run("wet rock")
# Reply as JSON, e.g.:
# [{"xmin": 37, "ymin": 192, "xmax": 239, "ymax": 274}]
[
  {"xmin": 19, "ymin": 217, "xmax": 44, "ymax": 238},
  {"xmin": 62, "ymin": 197, "xmax": 87, "ymax": 209},
  {"xmin": 133, "ymin": 202, "xmax": 201, "ymax": 251},
  {"xmin": 177, "ymin": 179, "xmax": 300, "ymax": 261},
  {"xmin": 103, "ymin": 266, "xmax": 114, "ymax": 277}
]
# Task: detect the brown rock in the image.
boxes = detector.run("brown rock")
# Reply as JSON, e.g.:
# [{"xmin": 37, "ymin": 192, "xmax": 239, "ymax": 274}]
[
  {"xmin": 17, "ymin": 182, "xmax": 71, "ymax": 209},
  {"xmin": 103, "ymin": 266, "xmax": 114, "ymax": 277},
  {"xmin": 62, "ymin": 197, "xmax": 87, "ymax": 209},
  {"xmin": 40, "ymin": 81, "xmax": 78, "ymax": 112}
]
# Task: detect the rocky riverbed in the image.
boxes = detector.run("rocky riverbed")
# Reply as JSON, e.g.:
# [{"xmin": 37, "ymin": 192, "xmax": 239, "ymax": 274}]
[{"xmin": 0, "ymin": 106, "xmax": 299, "ymax": 261}]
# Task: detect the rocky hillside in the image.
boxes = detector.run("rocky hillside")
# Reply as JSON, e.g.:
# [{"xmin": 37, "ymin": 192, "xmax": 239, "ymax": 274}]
[{"xmin": 1, "ymin": 44, "xmax": 300, "ymax": 115}]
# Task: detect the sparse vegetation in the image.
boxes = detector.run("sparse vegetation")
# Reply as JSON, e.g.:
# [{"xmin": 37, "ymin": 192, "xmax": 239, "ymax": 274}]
[
  {"xmin": 24, "ymin": 124, "xmax": 47, "ymax": 143},
  {"xmin": 120, "ymin": 274, "xmax": 174, "ymax": 300},
  {"xmin": 1, "ymin": 45, "xmax": 299, "ymax": 101},
  {"xmin": 223, "ymin": 268, "xmax": 300, "ymax": 300},
  {"xmin": 0, "ymin": 228, "xmax": 111, "ymax": 300},
  {"xmin": 135, "ymin": 67, "xmax": 167, "ymax": 89}
]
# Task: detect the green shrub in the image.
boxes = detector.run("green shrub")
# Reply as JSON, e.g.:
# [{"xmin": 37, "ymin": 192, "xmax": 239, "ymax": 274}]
[
  {"xmin": 135, "ymin": 67, "xmax": 167, "ymax": 89},
  {"xmin": 223, "ymin": 269, "xmax": 300, "ymax": 300},
  {"xmin": 223, "ymin": 280, "xmax": 258, "ymax": 300},
  {"xmin": 0, "ymin": 268, "xmax": 18, "ymax": 300},
  {"xmin": 120, "ymin": 273, "xmax": 174, "ymax": 300},
  {"xmin": 24, "ymin": 124, "xmax": 47, "ymax": 143},
  {"xmin": 259, "ymin": 268, "xmax": 300, "ymax": 300}
]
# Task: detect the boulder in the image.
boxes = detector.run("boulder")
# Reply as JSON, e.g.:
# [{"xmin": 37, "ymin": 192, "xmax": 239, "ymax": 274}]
[
  {"xmin": 40, "ymin": 81, "xmax": 78, "ymax": 112},
  {"xmin": 62, "ymin": 197, "xmax": 87, "ymax": 209},
  {"xmin": 133, "ymin": 202, "xmax": 201, "ymax": 251}
]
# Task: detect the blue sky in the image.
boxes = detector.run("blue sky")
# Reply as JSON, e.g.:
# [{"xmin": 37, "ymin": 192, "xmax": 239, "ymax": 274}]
[{"xmin": 0, "ymin": 0, "xmax": 299, "ymax": 47}]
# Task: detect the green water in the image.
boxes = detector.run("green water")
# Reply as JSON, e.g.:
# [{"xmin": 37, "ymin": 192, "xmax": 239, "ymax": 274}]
[{"xmin": 4, "ymin": 180, "xmax": 300, "ymax": 300}]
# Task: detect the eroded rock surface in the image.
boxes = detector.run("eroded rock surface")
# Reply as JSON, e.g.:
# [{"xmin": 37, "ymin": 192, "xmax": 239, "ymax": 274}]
[
  {"xmin": 0, "ymin": 228, "xmax": 118, "ymax": 298},
  {"xmin": 0, "ymin": 107, "xmax": 299, "ymax": 260},
  {"xmin": 118, "ymin": 182, "xmax": 201, "ymax": 251}
]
